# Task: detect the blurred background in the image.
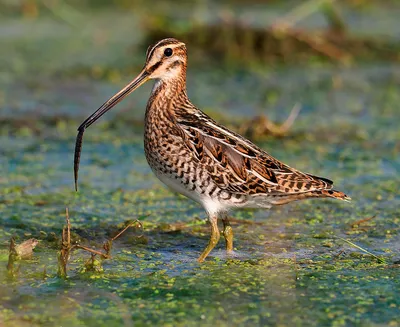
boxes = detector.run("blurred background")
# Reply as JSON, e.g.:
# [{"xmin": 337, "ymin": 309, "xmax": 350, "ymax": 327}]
[
  {"xmin": 2, "ymin": 0, "xmax": 400, "ymax": 121},
  {"xmin": 0, "ymin": 1, "xmax": 399, "ymax": 326}
]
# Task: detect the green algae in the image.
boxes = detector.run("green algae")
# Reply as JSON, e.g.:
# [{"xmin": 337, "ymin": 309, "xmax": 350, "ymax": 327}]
[
  {"xmin": 1, "ymin": 100, "xmax": 399, "ymax": 324},
  {"xmin": 1, "ymin": 1, "xmax": 400, "ymax": 326}
]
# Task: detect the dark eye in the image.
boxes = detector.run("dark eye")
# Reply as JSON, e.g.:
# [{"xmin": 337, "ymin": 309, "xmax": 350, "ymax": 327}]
[{"xmin": 164, "ymin": 48, "xmax": 173, "ymax": 57}]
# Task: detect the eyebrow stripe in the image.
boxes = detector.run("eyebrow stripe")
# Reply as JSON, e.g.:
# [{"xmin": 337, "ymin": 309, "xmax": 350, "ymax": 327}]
[{"xmin": 146, "ymin": 39, "xmax": 185, "ymax": 61}]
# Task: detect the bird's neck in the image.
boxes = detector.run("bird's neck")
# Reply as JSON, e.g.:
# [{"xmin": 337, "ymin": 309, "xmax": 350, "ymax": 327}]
[
  {"xmin": 150, "ymin": 63, "xmax": 187, "ymax": 100},
  {"xmin": 151, "ymin": 77, "xmax": 187, "ymax": 100},
  {"xmin": 146, "ymin": 74, "xmax": 190, "ymax": 120}
]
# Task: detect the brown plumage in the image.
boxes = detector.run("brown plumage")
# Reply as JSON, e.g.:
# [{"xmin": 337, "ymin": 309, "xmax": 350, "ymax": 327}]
[{"xmin": 74, "ymin": 38, "xmax": 350, "ymax": 262}]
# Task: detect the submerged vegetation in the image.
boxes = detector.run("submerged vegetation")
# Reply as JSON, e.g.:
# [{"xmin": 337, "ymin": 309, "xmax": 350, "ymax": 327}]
[
  {"xmin": 57, "ymin": 208, "xmax": 143, "ymax": 278},
  {"xmin": 0, "ymin": 0, "xmax": 399, "ymax": 326}
]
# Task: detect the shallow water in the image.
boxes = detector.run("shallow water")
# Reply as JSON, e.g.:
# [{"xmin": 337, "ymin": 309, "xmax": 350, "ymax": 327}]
[{"xmin": 1, "ymin": 2, "xmax": 400, "ymax": 326}]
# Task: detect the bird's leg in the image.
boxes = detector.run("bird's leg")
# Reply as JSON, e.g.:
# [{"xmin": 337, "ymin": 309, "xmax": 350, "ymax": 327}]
[
  {"xmin": 222, "ymin": 215, "xmax": 233, "ymax": 252},
  {"xmin": 197, "ymin": 215, "xmax": 220, "ymax": 263}
]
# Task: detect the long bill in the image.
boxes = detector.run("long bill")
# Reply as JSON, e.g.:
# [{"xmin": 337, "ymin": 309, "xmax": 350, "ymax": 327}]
[{"xmin": 74, "ymin": 69, "xmax": 149, "ymax": 191}]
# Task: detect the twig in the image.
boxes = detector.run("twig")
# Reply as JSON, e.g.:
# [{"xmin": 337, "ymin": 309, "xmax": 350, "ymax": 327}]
[
  {"xmin": 272, "ymin": 0, "xmax": 336, "ymax": 32},
  {"xmin": 351, "ymin": 215, "xmax": 376, "ymax": 228},
  {"xmin": 285, "ymin": 29, "xmax": 350, "ymax": 62},
  {"xmin": 336, "ymin": 236, "xmax": 385, "ymax": 263},
  {"xmin": 65, "ymin": 208, "xmax": 71, "ymax": 245},
  {"xmin": 58, "ymin": 208, "xmax": 72, "ymax": 278},
  {"xmin": 333, "ymin": 249, "xmax": 346, "ymax": 259},
  {"xmin": 73, "ymin": 245, "xmax": 110, "ymax": 259},
  {"xmin": 293, "ymin": 254, "xmax": 299, "ymax": 280},
  {"xmin": 240, "ymin": 103, "xmax": 302, "ymax": 137},
  {"xmin": 7, "ymin": 237, "xmax": 18, "ymax": 275},
  {"xmin": 77, "ymin": 219, "xmax": 143, "ymax": 271},
  {"xmin": 112, "ymin": 220, "xmax": 143, "ymax": 241},
  {"xmin": 57, "ymin": 210, "xmax": 144, "ymax": 276},
  {"xmin": 271, "ymin": 0, "xmax": 350, "ymax": 63},
  {"xmin": 264, "ymin": 103, "xmax": 302, "ymax": 135}
]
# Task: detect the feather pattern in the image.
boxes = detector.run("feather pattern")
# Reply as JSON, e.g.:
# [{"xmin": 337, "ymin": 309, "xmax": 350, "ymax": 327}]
[
  {"xmin": 74, "ymin": 37, "xmax": 350, "ymax": 262},
  {"xmin": 176, "ymin": 108, "xmax": 334, "ymax": 197}
]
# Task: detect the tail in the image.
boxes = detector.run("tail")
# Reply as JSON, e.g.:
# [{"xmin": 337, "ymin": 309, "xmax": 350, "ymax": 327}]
[
  {"xmin": 266, "ymin": 188, "xmax": 351, "ymax": 205},
  {"xmin": 319, "ymin": 189, "xmax": 351, "ymax": 202},
  {"xmin": 304, "ymin": 173, "xmax": 351, "ymax": 202}
]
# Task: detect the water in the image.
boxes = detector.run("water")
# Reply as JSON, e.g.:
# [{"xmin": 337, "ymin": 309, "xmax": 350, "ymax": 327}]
[{"xmin": 0, "ymin": 2, "xmax": 399, "ymax": 326}]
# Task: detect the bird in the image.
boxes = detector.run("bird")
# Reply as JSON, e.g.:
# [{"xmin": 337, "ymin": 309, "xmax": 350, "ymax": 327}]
[{"xmin": 74, "ymin": 38, "xmax": 350, "ymax": 262}]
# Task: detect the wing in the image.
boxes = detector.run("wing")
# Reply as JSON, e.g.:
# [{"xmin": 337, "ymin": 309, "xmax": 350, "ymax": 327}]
[{"xmin": 177, "ymin": 109, "xmax": 333, "ymax": 195}]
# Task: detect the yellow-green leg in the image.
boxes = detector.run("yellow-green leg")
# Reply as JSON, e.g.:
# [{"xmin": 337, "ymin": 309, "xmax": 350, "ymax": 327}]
[
  {"xmin": 222, "ymin": 216, "xmax": 233, "ymax": 252},
  {"xmin": 197, "ymin": 216, "xmax": 220, "ymax": 263}
]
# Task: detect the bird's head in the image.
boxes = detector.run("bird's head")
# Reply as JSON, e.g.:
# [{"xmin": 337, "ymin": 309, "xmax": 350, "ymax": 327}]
[
  {"xmin": 73, "ymin": 38, "xmax": 187, "ymax": 191},
  {"xmin": 144, "ymin": 38, "xmax": 187, "ymax": 80}
]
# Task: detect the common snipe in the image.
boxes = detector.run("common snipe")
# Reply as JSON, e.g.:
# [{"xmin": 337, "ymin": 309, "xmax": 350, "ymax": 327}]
[{"xmin": 74, "ymin": 38, "xmax": 350, "ymax": 262}]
